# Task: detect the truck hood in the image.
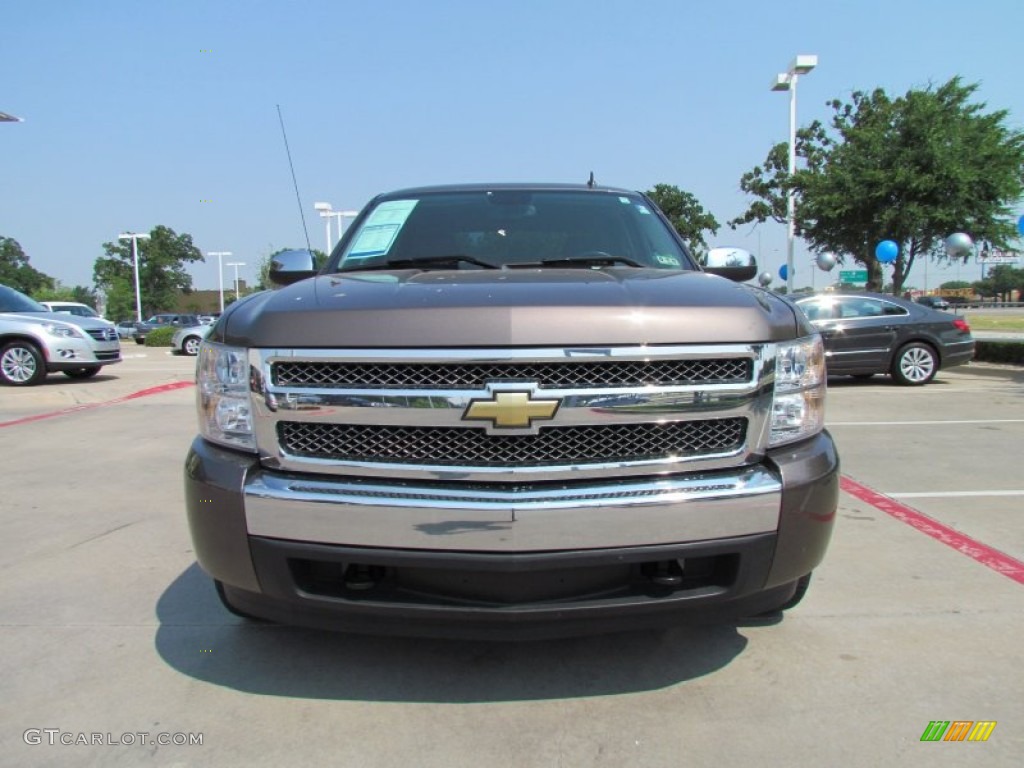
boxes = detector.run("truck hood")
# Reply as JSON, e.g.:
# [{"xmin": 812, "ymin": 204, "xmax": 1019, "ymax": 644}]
[{"xmin": 217, "ymin": 269, "xmax": 802, "ymax": 348}]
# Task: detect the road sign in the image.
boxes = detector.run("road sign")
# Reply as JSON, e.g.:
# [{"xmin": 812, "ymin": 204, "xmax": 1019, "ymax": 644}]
[
  {"xmin": 839, "ymin": 270, "xmax": 868, "ymax": 283},
  {"xmin": 977, "ymin": 249, "xmax": 1019, "ymax": 265}
]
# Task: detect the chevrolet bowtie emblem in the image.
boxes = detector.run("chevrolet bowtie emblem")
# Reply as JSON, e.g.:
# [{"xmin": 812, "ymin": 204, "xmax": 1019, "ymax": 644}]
[{"xmin": 463, "ymin": 391, "xmax": 560, "ymax": 429}]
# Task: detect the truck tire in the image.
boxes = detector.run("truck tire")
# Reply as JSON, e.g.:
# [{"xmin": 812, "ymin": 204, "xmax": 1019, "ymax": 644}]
[
  {"xmin": 214, "ymin": 580, "xmax": 267, "ymax": 622},
  {"xmin": 778, "ymin": 573, "xmax": 812, "ymax": 611},
  {"xmin": 0, "ymin": 340, "xmax": 47, "ymax": 386}
]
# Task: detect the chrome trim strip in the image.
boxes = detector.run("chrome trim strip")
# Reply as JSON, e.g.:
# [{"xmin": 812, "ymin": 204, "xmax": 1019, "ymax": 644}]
[
  {"xmin": 258, "ymin": 345, "xmax": 764, "ymax": 364},
  {"xmin": 252, "ymin": 446, "xmax": 750, "ymax": 480},
  {"xmin": 826, "ymin": 348, "xmax": 889, "ymax": 357},
  {"xmin": 245, "ymin": 467, "xmax": 782, "ymax": 550}
]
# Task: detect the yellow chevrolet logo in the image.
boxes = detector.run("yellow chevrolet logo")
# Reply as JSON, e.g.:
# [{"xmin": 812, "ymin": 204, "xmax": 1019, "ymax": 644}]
[{"xmin": 464, "ymin": 391, "xmax": 560, "ymax": 429}]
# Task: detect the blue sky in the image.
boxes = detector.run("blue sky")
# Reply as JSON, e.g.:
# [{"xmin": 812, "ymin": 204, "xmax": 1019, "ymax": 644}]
[{"xmin": 3, "ymin": 0, "xmax": 1022, "ymax": 296}]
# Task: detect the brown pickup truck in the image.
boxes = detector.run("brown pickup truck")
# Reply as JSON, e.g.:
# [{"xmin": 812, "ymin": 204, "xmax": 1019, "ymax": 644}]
[{"xmin": 185, "ymin": 183, "xmax": 838, "ymax": 639}]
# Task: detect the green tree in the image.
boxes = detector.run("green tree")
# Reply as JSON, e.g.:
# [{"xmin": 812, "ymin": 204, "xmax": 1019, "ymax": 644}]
[
  {"xmin": 939, "ymin": 280, "xmax": 972, "ymax": 290},
  {"xmin": 731, "ymin": 78, "xmax": 1024, "ymax": 294},
  {"xmin": 0, "ymin": 236, "xmax": 55, "ymax": 294},
  {"xmin": 93, "ymin": 226, "xmax": 204, "ymax": 318},
  {"xmin": 33, "ymin": 281, "xmax": 99, "ymax": 307},
  {"xmin": 645, "ymin": 184, "xmax": 720, "ymax": 259},
  {"xmin": 974, "ymin": 264, "xmax": 1024, "ymax": 301},
  {"xmin": 103, "ymin": 277, "xmax": 138, "ymax": 321}
]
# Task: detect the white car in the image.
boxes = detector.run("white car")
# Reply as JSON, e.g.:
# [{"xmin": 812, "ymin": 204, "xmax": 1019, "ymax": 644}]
[
  {"xmin": 171, "ymin": 324, "xmax": 213, "ymax": 356},
  {"xmin": 1, "ymin": 285, "xmax": 121, "ymax": 385},
  {"xmin": 40, "ymin": 301, "xmax": 110, "ymax": 323}
]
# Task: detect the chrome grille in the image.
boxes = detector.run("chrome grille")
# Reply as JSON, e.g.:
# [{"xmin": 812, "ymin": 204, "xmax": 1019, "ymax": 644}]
[
  {"xmin": 273, "ymin": 358, "xmax": 751, "ymax": 389},
  {"xmin": 278, "ymin": 418, "xmax": 746, "ymax": 466},
  {"xmin": 85, "ymin": 328, "xmax": 118, "ymax": 342}
]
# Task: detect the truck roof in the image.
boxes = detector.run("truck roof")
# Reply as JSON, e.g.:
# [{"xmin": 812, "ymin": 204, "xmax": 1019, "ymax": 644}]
[{"xmin": 377, "ymin": 182, "xmax": 640, "ymax": 199}]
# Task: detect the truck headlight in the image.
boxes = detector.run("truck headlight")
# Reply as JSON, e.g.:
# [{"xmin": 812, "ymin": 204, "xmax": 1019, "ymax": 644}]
[
  {"xmin": 197, "ymin": 341, "xmax": 256, "ymax": 452},
  {"xmin": 769, "ymin": 335, "xmax": 826, "ymax": 447}
]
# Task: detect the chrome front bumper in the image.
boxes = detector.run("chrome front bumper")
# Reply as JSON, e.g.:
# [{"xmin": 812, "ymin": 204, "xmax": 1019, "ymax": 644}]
[{"xmin": 243, "ymin": 467, "xmax": 782, "ymax": 551}]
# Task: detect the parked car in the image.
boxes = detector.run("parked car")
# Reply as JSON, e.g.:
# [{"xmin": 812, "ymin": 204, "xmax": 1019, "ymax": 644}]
[
  {"xmin": 134, "ymin": 313, "xmax": 202, "ymax": 345},
  {"xmin": 915, "ymin": 295, "xmax": 951, "ymax": 311},
  {"xmin": 40, "ymin": 301, "xmax": 108, "ymax": 321},
  {"xmin": 171, "ymin": 323, "xmax": 212, "ymax": 356},
  {"xmin": 116, "ymin": 319, "xmax": 138, "ymax": 339},
  {"xmin": 792, "ymin": 292, "xmax": 974, "ymax": 385},
  {"xmin": 0, "ymin": 284, "xmax": 121, "ymax": 386}
]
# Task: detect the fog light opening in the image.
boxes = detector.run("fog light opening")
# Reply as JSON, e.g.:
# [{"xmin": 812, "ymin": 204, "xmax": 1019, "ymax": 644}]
[
  {"xmin": 344, "ymin": 564, "xmax": 385, "ymax": 591},
  {"xmin": 643, "ymin": 559, "xmax": 685, "ymax": 588}
]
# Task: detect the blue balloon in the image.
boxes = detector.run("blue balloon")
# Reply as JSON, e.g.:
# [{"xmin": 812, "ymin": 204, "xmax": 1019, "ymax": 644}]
[
  {"xmin": 779, "ymin": 264, "xmax": 789, "ymax": 280},
  {"xmin": 1017, "ymin": 214, "xmax": 1024, "ymax": 236},
  {"xmin": 875, "ymin": 240, "xmax": 899, "ymax": 264}
]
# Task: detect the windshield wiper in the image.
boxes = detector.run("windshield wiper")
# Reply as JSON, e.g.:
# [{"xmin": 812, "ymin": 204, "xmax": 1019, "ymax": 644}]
[
  {"xmin": 514, "ymin": 254, "xmax": 645, "ymax": 269},
  {"xmin": 345, "ymin": 254, "xmax": 499, "ymax": 272}
]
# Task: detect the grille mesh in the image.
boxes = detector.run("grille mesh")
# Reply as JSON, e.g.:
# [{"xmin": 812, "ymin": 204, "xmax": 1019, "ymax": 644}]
[
  {"xmin": 273, "ymin": 358, "xmax": 751, "ymax": 389},
  {"xmin": 85, "ymin": 328, "xmax": 118, "ymax": 342},
  {"xmin": 278, "ymin": 418, "xmax": 745, "ymax": 466}
]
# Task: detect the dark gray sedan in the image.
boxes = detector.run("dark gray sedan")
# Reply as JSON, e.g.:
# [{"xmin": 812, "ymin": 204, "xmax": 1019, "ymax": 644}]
[{"xmin": 792, "ymin": 292, "xmax": 974, "ymax": 385}]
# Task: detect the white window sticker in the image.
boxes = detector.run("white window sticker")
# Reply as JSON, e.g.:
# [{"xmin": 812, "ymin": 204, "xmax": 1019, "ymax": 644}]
[
  {"xmin": 347, "ymin": 199, "xmax": 419, "ymax": 260},
  {"xmin": 635, "ymin": 204, "xmax": 652, "ymax": 215},
  {"xmin": 655, "ymin": 253, "xmax": 681, "ymax": 267}
]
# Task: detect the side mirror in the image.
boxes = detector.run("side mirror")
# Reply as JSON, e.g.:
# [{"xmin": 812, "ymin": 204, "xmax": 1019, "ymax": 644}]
[
  {"xmin": 703, "ymin": 247, "xmax": 758, "ymax": 282},
  {"xmin": 269, "ymin": 249, "xmax": 318, "ymax": 287}
]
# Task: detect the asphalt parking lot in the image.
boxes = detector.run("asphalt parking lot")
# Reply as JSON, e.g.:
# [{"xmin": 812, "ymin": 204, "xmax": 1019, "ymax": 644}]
[{"xmin": 1, "ymin": 350, "xmax": 1022, "ymax": 767}]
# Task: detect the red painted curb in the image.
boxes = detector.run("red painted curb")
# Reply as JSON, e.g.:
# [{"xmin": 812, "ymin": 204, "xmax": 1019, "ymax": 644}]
[
  {"xmin": 0, "ymin": 381, "xmax": 195, "ymax": 429},
  {"xmin": 841, "ymin": 475, "xmax": 1024, "ymax": 585}
]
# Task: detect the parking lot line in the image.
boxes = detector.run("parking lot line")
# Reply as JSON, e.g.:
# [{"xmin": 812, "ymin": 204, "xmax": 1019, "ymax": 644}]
[
  {"xmin": 841, "ymin": 475, "xmax": 1024, "ymax": 585},
  {"xmin": 829, "ymin": 419, "xmax": 1024, "ymax": 426},
  {"xmin": 890, "ymin": 490, "xmax": 1024, "ymax": 498},
  {"xmin": 0, "ymin": 381, "xmax": 195, "ymax": 429}
]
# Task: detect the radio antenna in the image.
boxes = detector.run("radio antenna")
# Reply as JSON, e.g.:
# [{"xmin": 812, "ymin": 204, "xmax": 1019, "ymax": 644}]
[{"xmin": 276, "ymin": 104, "xmax": 313, "ymax": 253}]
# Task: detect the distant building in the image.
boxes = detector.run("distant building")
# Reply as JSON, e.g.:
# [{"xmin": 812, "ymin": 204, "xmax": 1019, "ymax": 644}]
[{"xmin": 167, "ymin": 282, "xmax": 249, "ymax": 314}]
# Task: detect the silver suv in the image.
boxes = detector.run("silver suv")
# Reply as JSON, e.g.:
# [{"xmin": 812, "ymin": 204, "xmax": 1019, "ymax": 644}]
[{"xmin": 0, "ymin": 284, "xmax": 121, "ymax": 386}]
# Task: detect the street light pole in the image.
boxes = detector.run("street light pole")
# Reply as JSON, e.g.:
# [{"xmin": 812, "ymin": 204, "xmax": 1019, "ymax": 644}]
[
  {"xmin": 771, "ymin": 55, "xmax": 818, "ymax": 294},
  {"xmin": 314, "ymin": 202, "xmax": 359, "ymax": 254},
  {"xmin": 207, "ymin": 251, "xmax": 232, "ymax": 313},
  {"xmin": 226, "ymin": 262, "xmax": 246, "ymax": 301},
  {"xmin": 330, "ymin": 210, "xmax": 359, "ymax": 247},
  {"xmin": 118, "ymin": 232, "xmax": 150, "ymax": 322},
  {"xmin": 314, "ymin": 201, "xmax": 333, "ymax": 254}
]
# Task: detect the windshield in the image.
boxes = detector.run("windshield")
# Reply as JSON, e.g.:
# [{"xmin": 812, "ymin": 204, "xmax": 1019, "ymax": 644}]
[
  {"xmin": 331, "ymin": 190, "xmax": 696, "ymax": 272},
  {"xmin": 51, "ymin": 304, "xmax": 99, "ymax": 318},
  {"xmin": 0, "ymin": 284, "xmax": 48, "ymax": 313}
]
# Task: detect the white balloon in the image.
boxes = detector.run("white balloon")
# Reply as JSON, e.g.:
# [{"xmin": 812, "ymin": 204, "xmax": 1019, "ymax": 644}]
[
  {"xmin": 945, "ymin": 232, "xmax": 974, "ymax": 259},
  {"xmin": 815, "ymin": 252, "xmax": 837, "ymax": 271}
]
